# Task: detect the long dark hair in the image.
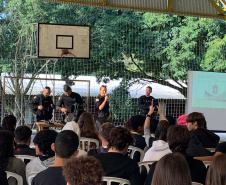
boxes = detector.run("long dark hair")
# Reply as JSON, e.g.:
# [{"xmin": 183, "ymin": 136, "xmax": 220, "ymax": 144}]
[
  {"xmin": 0, "ymin": 130, "xmax": 14, "ymax": 170},
  {"xmin": 206, "ymin": 154, "xmax": 226, "ymax": 185},
  {"xmin": 167, "ymin": 125, "xmax": 190, "ymax": 152},
  {"xmin": 77, "ymin": 112, "xmax": 99, "ymax": 140},
  {"xmin": 152, "ymin": 153, "xmax": 191, "ymax": 185},
  {"xmin": 2, "ymin": 115, "xmax": 17, "ymax": 135},
  {"xmin": 155, "ymin": 120, "xmax": 171, "ymax": 141}
]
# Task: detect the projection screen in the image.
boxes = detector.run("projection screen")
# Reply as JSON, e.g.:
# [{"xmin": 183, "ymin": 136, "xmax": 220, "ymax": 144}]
[{"xmin": 187, "ymin": 71, "xmax": 226, "ymax": 131}]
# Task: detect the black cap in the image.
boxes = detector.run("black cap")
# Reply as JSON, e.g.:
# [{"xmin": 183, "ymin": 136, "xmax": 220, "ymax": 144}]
[{"xmin": 64, "ymin": 85, "xmax": 71, "ymax": 92}]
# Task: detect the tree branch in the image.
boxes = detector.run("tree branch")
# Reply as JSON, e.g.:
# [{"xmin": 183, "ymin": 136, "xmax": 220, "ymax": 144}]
[
  {"xmin": 129, "ymin": 54, "xmax": 187, "ymax": 96},
  {"xmin": 23, "ymin": 60, "xmax": 51, "ymax": 95}
]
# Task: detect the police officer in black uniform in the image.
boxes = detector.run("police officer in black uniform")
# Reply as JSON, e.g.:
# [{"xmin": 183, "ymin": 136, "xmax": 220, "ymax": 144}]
[
  {"xmin": 138, "ymin": 86, "xmax": 155, "ymax": 116},
  {"xmin": 30, "ymin": 86, "xmax": 54, "ymax": 122},
  {"xmin": 95, "ymin": 85, "xmax": 111, "ymax": 131},
  {"xmin": 56, "ymin": 85, "xmax": 84, "ymax": 122}
]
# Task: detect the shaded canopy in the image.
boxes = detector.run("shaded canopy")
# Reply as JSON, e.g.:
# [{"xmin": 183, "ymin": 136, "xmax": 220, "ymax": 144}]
[{"xmin": 38, "ymin": 0, "xmax": 226, "ymax": 19}]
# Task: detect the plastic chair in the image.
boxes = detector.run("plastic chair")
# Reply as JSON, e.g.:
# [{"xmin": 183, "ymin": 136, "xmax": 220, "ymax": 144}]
[
  {"xmin": 15, "ymin": 155, "xmax": 36, "ymax": 162},
  {"xmin": 203, "ymin": 161, "xmax": 211, "ymax": 168},
  {"xmin": 102, "ymin": 176, "xmax": 131, "ymax": 185},
  {"xmin": 143, "ymin": 146, "xmax": 149, "ymax": 154},
  {"xmin": 79, "ymin": 137, "xmax": 99, "ymax": 152},
  {"xmin": 192, "ymin": 182, "xmax": 203, "ymax": 185},
  {"xmin": 127, "ymin": 146, "xmax": 144, "ymax": 162},
  {"xmin": 6, "ymin": 171, "xmax": 23, "ymax": 185},
  {"xmin": 27, "ymin": 173, "xmax": 37, "ymax": 185},
  {"xmin": 206, "ymin": 148, "xmax": 215, "ymax": 152},
  {"xmin": 138, "ymin": 161, "xmax": 155, "ymax": 173}
]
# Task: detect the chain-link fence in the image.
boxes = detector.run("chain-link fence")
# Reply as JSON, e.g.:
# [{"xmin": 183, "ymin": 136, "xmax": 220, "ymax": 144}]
[
  {"xmin": 2, "ymin": 76, "xmax": 186, "ymax": 126},
  {"xmin": 2, "ymin": 76, "xmax": 90, "ymax": 126},
  {"xmin": 1, "ymin": 2, "xmax": 226, "ymax": 127}
]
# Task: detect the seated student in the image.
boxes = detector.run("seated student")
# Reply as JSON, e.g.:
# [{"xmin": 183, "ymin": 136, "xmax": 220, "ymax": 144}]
[
  {"xmin": 151, "ymin": 153, "xmax": 192, "ymax": 185},
  {"xmin": 165, "ymin": 115, "xmax": 176, "ymax": 126},
  {"xmin": 128, "ymin": 115, "xmax": 146, "ymax": 150},
  {"xmin": 142, "ymin": 119, "xmax": 171, "ymax": 184},
  {"xmin": 206, "ymin": 154, "xmax": 226, "ymax": 185},
  {"xmin": 177, "ymin": 114, "xmax": 188, "ymax": 126},
  {"xmin": 0, "ymin": 167, "xmax": 8, "ymax": 185},
  {"xmin": 95, "ymin": 127, "xmax": 141, "ymax": 185},
  {"xmin": 143, "ymin": 120, "xmax": 171, "ymax": 161},
  {"xmin": 63, "ymin": 156, "xmax": 103, "ymax": 185},
  {"xmin": 144, "ymin": 103, "xmax": 168, "ymax": 148},
  {"xmin": 216, "ymin": 142, "xmax": 226, "ymax": 154},
  {"xmin": 145, "ymin": 125, "xmax": 207, "ymax": 185},
  {"xmin": 62, "ymin": 120, "xmax": 87, "ymax": 157},
  {"xmin": 0, "ymin": 130, "xmax": 27, "ymax": 185},
  {"xmin": 14, "ymin": 126, "xmax": 36, "ymax": 157},
  {"xmin": 78, "ymin": 112, "xmax": 99, "ymax": 140},
  {"xmin": 187, "ymin": 134, "xmax": 212, "ymax": 157},
  {"xmin": 2, "ymin": 115, "xmax": 17, "ymax": 147},
  {"xmin": 126, "ymin": 115, "xmax": 146, "ymax": 162},
  {"xmin": 88, "ymin": 122, "xmax": 115, "ymax": 156},
  {"xmin": 186, "ymin": 112, "xmax": 220, "ymax": 148},
  {"xmin": 77, "ymin": 112, "xmax": 100, "ymax": 151},
  {"xmin": 2, "ymin": 115, "xmax": 17, "ymax": 136},
  {"xmin": 194, "ymin": 142, "xmax": 226, "ymax": 161},
  {"xmin": 26, "ymin": 130, "xmax": 58, "ymax": 179},
  {"xmin": 31, "ymin": 130, "xmax": 79, "ymax": 185},
  {"xmin": 62, "ymin": 120, "xmax": 80, "ymax": 136},
  {"xmin": 177, "ymin": 114, "xmax": 212, "ymax": 157}
]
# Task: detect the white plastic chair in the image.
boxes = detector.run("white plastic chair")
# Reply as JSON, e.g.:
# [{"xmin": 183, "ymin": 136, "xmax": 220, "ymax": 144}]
[
  {"xmin": 138, "ymin": 161, "xmax": 155, "ymax": 173},
  {"xmin": 203, "ymin": 161, "xmax": 211, "ymax": 168},
  {"xmin": 143, "ymin": 146, "xmax": 149, "ymax": 154},
  {"xmin": 192, "ymin": 182, "xmax": 203, "ymax": 185},
  {"xmin": 102, "ymin": 176, "xmax": 131, "ymax": 185},
  {"xmin": 6, "ymin": 171, "xmax": 23, "ymax": 185},
  {"xmin": 206, "ymin": 148, "xmax": 215, "ymax": 153},
  {"xmin": 127, "ymin": 146, "xmax": 144, "ymax": 162},
  {"xmin": 27, "ymin": 173, "xmax": 37, "ymax": 185},
  {"xmin": 15, "ymin": 155, "xmax": 36, "ymax": 162},
  {"xmin": 79, "ymin": 137, "xmax": 99, "ymax": 152}
]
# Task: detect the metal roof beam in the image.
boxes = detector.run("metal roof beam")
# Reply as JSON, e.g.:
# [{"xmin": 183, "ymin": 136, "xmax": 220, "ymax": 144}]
[{"xmin": 38, "ymin": 0, "xmax": 226, "ymax": 20}]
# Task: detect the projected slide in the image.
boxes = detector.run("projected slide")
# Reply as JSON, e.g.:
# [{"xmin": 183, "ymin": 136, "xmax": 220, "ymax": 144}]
[{"xmin": 192, "ymin": 71, "xmax": 226, "ymax": 109}]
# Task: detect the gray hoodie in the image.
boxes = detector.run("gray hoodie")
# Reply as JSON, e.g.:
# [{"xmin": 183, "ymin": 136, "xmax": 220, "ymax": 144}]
[{"xmin": 26, "ymin": 156, "xmax": 55, "ymax": 183}]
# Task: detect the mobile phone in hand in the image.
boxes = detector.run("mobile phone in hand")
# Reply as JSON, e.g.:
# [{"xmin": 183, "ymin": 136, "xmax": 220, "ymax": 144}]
[{"xmin": 153, "ymin": 99, "xmax": 159, "ymax": 111}]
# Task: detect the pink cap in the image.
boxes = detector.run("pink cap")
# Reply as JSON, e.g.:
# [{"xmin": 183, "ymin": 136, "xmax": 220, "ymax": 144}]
[{"xmin": 177, "ymin": 115, "xmax": 188, "ymax": 126}]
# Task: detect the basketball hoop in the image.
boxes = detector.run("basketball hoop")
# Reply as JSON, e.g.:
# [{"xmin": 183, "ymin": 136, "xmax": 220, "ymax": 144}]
[
  {"xmin": 61, "ymin": 49, "xmax": 76, "ymax": 59},
  {"xmin": 38, "ymin": 23, "xmax": 90, "ymax": 59}
]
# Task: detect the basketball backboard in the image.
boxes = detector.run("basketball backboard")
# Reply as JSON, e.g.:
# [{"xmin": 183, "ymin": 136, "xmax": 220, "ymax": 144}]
[{"xmin": 38, "ymin": 23, "xmax": 90, "ymax": 59}]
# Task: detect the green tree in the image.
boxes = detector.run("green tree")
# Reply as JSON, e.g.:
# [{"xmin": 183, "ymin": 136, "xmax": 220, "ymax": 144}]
[
  {"xmin": 2, "ymin": 0, "xmax": 226, "ymax": 123},
  {"xmin": 202, "ymin": 35, "xmax": 226, "ymax": 71}
]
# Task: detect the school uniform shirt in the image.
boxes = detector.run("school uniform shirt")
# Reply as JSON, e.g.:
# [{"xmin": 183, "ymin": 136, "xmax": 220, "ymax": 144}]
[
  {"xmin": 95, "ymin": 152, "xmax": 141, "ymax": 185},
  {"xmin": 31, "ymin": 167, "xmax": 66, "ymax": 185}
]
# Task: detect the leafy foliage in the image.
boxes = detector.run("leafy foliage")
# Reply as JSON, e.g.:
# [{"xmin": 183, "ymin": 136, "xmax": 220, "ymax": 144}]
[{"xmin": 1, "ymin": 0, "xmax": 226, "ymax": 121}]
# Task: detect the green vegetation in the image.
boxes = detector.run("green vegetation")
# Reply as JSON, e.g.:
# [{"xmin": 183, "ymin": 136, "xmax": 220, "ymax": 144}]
[{"xmin": 1, "ymin": 0, "xmax": 226, "ymax": 122}]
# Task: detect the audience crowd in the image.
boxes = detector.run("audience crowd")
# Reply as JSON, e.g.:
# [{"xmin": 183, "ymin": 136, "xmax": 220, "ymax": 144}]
[{"xmin": 0, "ymin": 104, "xmax": 226, "ymax": 185}]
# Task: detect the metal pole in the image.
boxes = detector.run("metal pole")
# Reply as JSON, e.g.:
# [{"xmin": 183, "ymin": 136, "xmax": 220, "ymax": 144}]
[{"xmin": 1, "ymin": 77, "xmax": 6, "ymax": 122}]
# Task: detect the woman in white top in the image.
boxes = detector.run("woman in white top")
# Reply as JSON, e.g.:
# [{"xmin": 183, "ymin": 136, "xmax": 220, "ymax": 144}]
[
  {"xmin": 143, "ymin": 103, "xmax": 171, "ymax": 161},
  {"xmin": 143, "ymin": 120, "xmax": 171, "ymax": 161}
]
